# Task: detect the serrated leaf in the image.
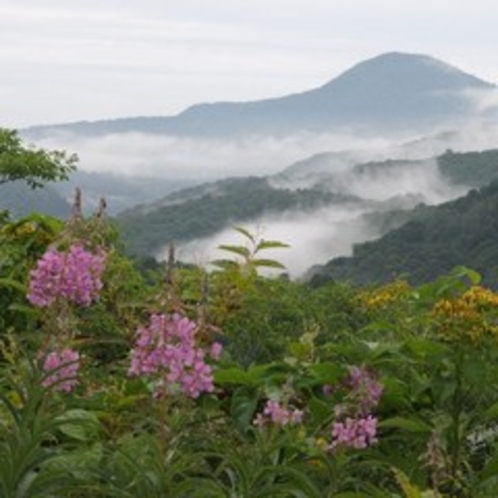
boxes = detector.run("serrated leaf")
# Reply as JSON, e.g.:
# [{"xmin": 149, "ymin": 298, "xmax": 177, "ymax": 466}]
[
  {"xmin": 211, "ymin": 259, "xmax": 239, "ymax": 270},
  {"xmin": 218, "ymin": 244, "xmax": 251, "ymax": 259},
  {"xmin": 255, "ymin": 240, "xmax": 290, "ymax": 252},
  {"xmin": 251, "ymin": 258, "xmax": 286, "ymax": 270}
]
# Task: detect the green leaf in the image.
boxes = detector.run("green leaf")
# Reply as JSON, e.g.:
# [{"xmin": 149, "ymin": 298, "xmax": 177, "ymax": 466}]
[
  {"xmin": 0, "ymin": 277, "xmax": 27, "ymax": 294},
  {"xmin": 218, "ymin": 244, "xmax": 251, "ymax": 259},
  {"xmin": 215, "ymin": 365, "xmax": 274, "ymax": 387},
  {"xmin": 211, "ymin": 259, "xmax": 239, "ymax": 271},
  {"xmin": 306, "ymin": 363, "xmax": 344, "ymax": 385},
  {"xmin": 255, "ymin": 240, "xmax": 290, "ymax": 252},
  {"xmin": 233, "ymin": 226, "xmax": 255, "ymax": 243},
  {"xmin": 451, "ymin": 265, "xmax": 482, "ymax": 286},
  {"xmin": 307, "ymin": 396, "xmax": 333, "ymax": 425},
  {"xmin": 231, "ymin": 386, "xmax": 258, "ymax": 431},
  {"xmin": 251, "ymin": 258, "xmax": 287, "ymax": 270},
  {"xmin": 379, "ymin": 416, "xmax": 432, "ymax": 433},
  {"xmin": 7, "ymin": 303, "xmax": 38, "ymax": 316},
  {"xmin": 461, "ymin": 355, "xmax": 488, "ymax": 386},
  {"xmin": 480, "ymin": 452, "xmax": 498, "ymax": 480},
  {"xmin": 482, "ymin": 402, "xmax": 498, "ymax": 421},
  {"xmin": 56, "ymin": 409, "xmax": 100, "ymax": 442}
]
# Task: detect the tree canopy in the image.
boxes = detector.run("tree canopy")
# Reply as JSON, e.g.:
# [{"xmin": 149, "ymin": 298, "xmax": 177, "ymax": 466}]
[{"xmin": 0, "ymin": 128, "xmax": 77, "ymax": 189}]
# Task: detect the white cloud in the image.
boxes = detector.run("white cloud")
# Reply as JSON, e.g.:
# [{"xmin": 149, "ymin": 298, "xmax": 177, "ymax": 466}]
[{"xmin": 31, "ymin": 131, "xmax": 399, "ymax": 180}]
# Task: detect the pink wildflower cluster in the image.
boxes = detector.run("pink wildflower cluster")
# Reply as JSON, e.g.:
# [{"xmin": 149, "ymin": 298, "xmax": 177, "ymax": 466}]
[
  {"xmin": 329, "ymin": 365, "xmax": 383, "ymax": 451},
  {"xmin": 331, "ymin": 415, "xmax": 378, "ymax": 449},
  {"xmin": 28, "ymin": 244, "xmax": 106, "ymax": 307},
  {"xmin": 254, "ymin": 400, "xmax": 304, "ymax": 428},
  {"xmin": 346, "ymin": 365, "xmax": 383, "ymax": 416},
  {"xmin": 42, "ymin": 348, "xmax": 80, "ymax": 393},
  {"xmin": 129, "ymin": 313, "xmax": 222, "ymax": 399}
]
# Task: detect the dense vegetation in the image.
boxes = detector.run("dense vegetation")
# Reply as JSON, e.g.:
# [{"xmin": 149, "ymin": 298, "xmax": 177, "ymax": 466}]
[{"xmin": 438, "ymin": 149, "xmax": 498, "ymax": 187}]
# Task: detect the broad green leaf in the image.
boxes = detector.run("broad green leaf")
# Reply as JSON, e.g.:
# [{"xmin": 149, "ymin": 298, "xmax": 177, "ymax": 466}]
[
  {"xmin": 215, "ymin": 365, "xmax": 275, "ymax": 386},
  {"xmin": 306, "ymin": 363, "xmax": 344, "ymax": 384},
  {"xmin": 307, "ymin": 396, "xmax": 333, "ymax": 424},
  {"xmin": 451, "ymin": 265, "xmax": 482, "ymax": 286},
  {"xmin": 56, "ymin": 409, "xmax": 100, "ymax": 442},
  {"xmin": 379, "ymin": 416, "xmax": 432, "ymax": 433},
  {"xmin": 231, "ymin": 386, "xmax": 258, "ymax": 431}
]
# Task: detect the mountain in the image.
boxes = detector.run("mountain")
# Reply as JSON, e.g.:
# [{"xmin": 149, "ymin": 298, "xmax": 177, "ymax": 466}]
[
  {"xmin": 24, "ymin": 52, "xmax": 496, "ymax": 139},
  {"xmin": 308, "ymin": 177, "xmax": 498, "ymax": 288}
]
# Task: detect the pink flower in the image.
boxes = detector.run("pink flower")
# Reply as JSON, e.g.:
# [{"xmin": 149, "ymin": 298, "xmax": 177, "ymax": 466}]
[
  {"xmin": 346, "ymin": 366, "xmax": 383, "ymax": 415},
  {"xmin": 253, "ymin": 400, "xmax": 304, "ymax": 428},
  {"xmin": 28, "ymin": 244, "xmax": 106, "ymax": 307},
  {"xmin": 129, "ymin": 313, "xmax": 220, "ymax": 399},
  {"xmin": 209, "ymin": 342, "xmax": 223, "ymax": 361},
  {"xmin": 330, "ymin": 415, "xmax": 378, "ymax": 450},
  {"xmin": 42, "ymin": 348, "xmax": 80, "ymax": 393}
]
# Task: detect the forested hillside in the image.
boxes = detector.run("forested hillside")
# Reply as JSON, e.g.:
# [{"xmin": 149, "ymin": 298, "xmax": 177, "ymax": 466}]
[
  {"xmin": 310, "ymin": 180, "xmax": 498, "ymax": 287},
  {"xmin": 117, "ymin": 149, "xmax": 498, "ymax": 266},
  {"xmin": 116, "ymin": 176, "xmax": 363, "ymax": 255}
]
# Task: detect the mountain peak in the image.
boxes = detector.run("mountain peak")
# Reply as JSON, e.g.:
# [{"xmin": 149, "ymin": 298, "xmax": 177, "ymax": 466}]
[{"xmin": 325, "ymin": 51, "xmax": 493, "ymax": 91}]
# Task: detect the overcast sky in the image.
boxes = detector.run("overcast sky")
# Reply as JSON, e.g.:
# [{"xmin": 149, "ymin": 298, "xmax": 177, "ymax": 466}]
[{"xmin": 2, "ymin": 0, "xmax": 498, "ymax": 129}]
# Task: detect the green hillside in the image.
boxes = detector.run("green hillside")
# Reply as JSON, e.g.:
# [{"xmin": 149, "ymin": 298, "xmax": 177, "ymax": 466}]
[{"xmin": 310, "ymin": 180, "xmax": 498, "ymax": 287}]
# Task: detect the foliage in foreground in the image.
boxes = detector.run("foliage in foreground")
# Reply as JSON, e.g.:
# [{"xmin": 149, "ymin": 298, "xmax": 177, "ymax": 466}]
[{"xmin": 2, "ymin": 207, "xmax": 498, "ymax": 497}]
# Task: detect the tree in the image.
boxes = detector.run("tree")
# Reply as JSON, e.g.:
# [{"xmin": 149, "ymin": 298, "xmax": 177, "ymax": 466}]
[{"xmin": 0, "ymin": 128, "xmax": 77, "ymax": 188}]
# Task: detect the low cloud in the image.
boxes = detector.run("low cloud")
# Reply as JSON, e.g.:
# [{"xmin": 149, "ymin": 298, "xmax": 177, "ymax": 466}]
[
  {"xmin": 171, "ymin": 159, "xmax": 467, "ymax": 278},
  {"xmin": 31, "ymin": 130, "xmax": 395, "ymax": 181},
  {"xmin": 168, "ymin": 204, "xmax": 375, "ymax": 278}
]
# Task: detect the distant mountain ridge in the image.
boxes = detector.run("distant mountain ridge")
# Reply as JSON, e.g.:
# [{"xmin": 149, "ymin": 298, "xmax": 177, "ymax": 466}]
[
  {"xmin": 308, "ymin": 177, "xmax": 498, "ymax": 288},
  {"xmin": 24, "ymin": 52, "xmax": 496, "ymax": 139},
  {"xmin": 0, "ymin": 182, "xmax": 71, "ymax": 219}
]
